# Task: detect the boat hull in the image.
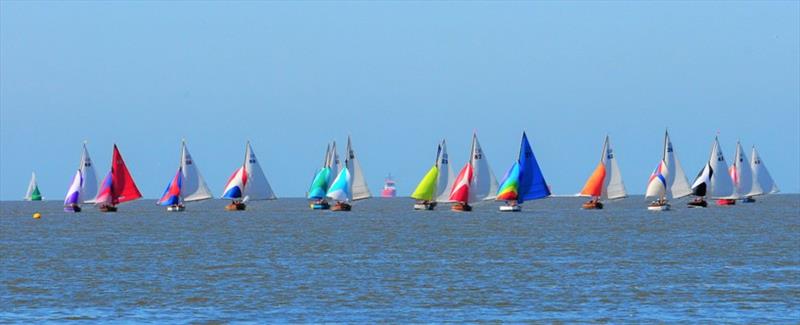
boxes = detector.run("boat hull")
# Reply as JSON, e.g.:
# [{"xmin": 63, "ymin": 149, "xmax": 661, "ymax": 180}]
[
  {"xmin": 451, "ymin": 202, "xmax": 472, "ymax": 212},
  {"xmin": 687, "ymin": 199, "xmax": 708, "ymax": 208},
  {"xmin": 167, "ymin": 205, "xmax": 185, "ymax": 212},
  {"xmin": 331, "ymin": 202, "xmax": 351, "ymax": 211},
  {"xmin": 499, "ymin": 205, "xmax": 521, "ymax": 212},
  {"xmin": 64, "ymin": 204, "xmax": 81, "ymax": 213},
  {"xmin": 647, "ymin": 203, "xmax": 670, "ymax": 211},
  {"xmin": 414, "ymin": 202, "xmax": 437, "ymax": 210},
  {"xmin": 225, "ymin": 202, "xmax": 246, "ymax": 211},
  {"xmin": 582, "ymin": 201, "xmax": 603, "ymax": 210},
  {"xmin": 741, "ymin": 197, "xmax": 756, "ymax": 203},
  {"xmin": 310, "ymin": 201, "xmax": 330, "ymax": 210},
  {"xmin": 716, "ymin": 199, "xmax": 736, "ymax": 206},
  {"xmin": 98, "ymin": 205, "xmax": 117, "ymax": 212}
]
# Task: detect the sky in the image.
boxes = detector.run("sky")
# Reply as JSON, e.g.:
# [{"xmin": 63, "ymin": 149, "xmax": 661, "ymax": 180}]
[{"xmin": 1, "ymin": 1, "xmax": 798, "ymax": 200}]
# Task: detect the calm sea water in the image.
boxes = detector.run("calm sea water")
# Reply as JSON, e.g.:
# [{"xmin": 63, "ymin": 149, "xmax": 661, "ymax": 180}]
[{"xmin": 1, "ymin": 195, "xmax": 799, "ymax": 323}]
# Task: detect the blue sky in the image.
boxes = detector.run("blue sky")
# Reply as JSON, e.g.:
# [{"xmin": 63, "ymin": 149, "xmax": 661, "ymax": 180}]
[{"xmin": 1, "ymin": 1, "xmax": 798, "ymax": 200}]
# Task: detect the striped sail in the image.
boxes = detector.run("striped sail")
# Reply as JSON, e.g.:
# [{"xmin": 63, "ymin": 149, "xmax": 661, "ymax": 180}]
[
  {"xmin": 645, "ymin": 160, "xmax": 669, "ymax": 199},
  {"xmin": 222, "ymin": 166, "xmax": 247, "ymax": 199},
  {"xmin": 449, "ymin": 163, "xmax": 473, "ymax": 203},
  {"xmin": 157, "ymin": 169, "xmax": 183, "ymax": 206},
  {"xmin": 495, "ymin": 162, "xmax": 520, "ymax": 201},
  {"xmin": 748, "ymin": 146, "xmax": 779, "ymax": 196}
]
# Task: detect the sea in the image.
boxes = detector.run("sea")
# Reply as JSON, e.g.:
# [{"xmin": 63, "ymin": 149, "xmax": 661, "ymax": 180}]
[{"xmin": 1, "ymin": 195, "xmax": 798, "ymax": 323}]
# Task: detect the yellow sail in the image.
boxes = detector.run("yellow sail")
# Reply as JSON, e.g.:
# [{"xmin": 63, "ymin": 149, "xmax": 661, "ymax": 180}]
[{"xmin": 411, "ymin": 166, "xmax": 439, "ymax": 200}]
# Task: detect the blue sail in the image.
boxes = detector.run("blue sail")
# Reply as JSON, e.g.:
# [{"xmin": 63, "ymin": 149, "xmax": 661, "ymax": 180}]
[{"xmin": 517, "ymin": 132, "xmax": 550, "ymax": 203}]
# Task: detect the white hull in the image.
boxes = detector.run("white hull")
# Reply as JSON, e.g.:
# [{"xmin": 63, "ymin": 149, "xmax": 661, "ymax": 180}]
[
  {"xmin": 499, "ymin": 205, "xmax": 521, "ymax": 212},
  {"xmin": 167, "ymin": 205, "xmax": 185, "ymax": 212},
  {"xmin": 647, "ymin": 204, "xmax": 670, "ymax": 211},
  {"xmin": 414, "ymin": 203, "xmax": 435, "ymax": 210}
]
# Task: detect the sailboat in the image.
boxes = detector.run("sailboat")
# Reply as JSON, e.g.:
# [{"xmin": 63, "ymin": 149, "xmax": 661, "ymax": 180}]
[
  {"xmin": 326, "ymin": 136, "xmax": 371, "ymax": 211},
  {"xmin": 723, "ymin": 140, "xmax": 752, "ymax": 206},
  {"xmin": 156, "ymin": 140, "xmax": 213, "ymax": 212},
  {"xmin": 644, "ymin": 131, "xmax": 692, "ymax": 211},
  {"xmin": 221, "ymin": 141, "xmax": 277, "ymax": 211},
  {"xmin": 449, "ymin": 132, "xmax": 498, "ymax": 212},
  {"xmin": 94, "ymin": 144, "xmax": 143, "ymax": 212},
  {"xmin": 410, "ymin": 139, "xmax": 455, "ymax": 210},
  {"xmin": 743, "ymin": 145, "xmax": 779, "ymax": 202},
  {"xmin": 63, "ymin": 142, "xmax": 98, "ymax": 212},
  {"xmin": 307, "ymin": 143, "xmax": 333, "ymax": 209},
  {"xmin": 496, "ymin": 132, "xmax": 550, "ymax": 212},
  {"xmin": 688, "ymin": 136, "xmax": 734, "ymax": 207},
  {"xmin": 24, "ymin": 172, "xmax": 43, "ymax": 201},
  {"xmin": 579, "ymin": 135, "xmax": 626, "ymax": 209}
]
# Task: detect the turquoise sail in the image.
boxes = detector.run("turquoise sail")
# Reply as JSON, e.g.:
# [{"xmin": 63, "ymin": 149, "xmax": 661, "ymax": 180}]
[
  {"xmin": 307, "ymin": 167, "xmax": 331, "ymax": 199},
  {"xmin": 326, "ymin": 167, "xmax": 351, "ymax": 202},
  {"xmin": 518, "ymin": 132, "xmax": 550, "ymax": 203}
]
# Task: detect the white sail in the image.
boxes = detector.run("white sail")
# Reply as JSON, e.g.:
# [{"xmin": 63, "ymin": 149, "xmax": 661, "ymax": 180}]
[
  {"xmin": 243, "ymin": 142, "xmax": 277, "ymax": 200},
  {"xmin": 708, "ymin": 137, "xmax": 734, "ymax": 199},
  {"xmin": 180, "ymin": 141, "xmax": 213, "ymax": 202},
  {"xmin": 663, "ymin": 132, "xmax": 692, "ymax": 199},
  {"xmin": 79, "ymin": 143, "xmax": 98, "ymax": 203},
  {"xmin": 645, "ymin": 160, "xmax": 668, "ymax": 199},
  {"xmin": 748, "ymin": 146, "xmax": 779, "ymax": 196},
  {"xmin": 468, "ymin": 133, "xmax": 499, "ymax": 201},
  {"xmin": 602, "ymin": 136, "xmax": 627, "ymax": 200},
  {"xmin": 729, "ymin": 141, "xmax": 752, "ymax": 199},
  {"xmin": 327, "ymin": 141, "xmax": 341, "ymax": 189},
  {"xmin": 63, "ymin": 170, "xmax": 82, "ymax": 204},
  {"xmin": 435, "ymin": 139, "xmax": 455, "ymax": 203},
  {"xmin": 346, "ymin": 136, "xmax": 372, "ymax": 201},
  {"xmin": 24, "ymin": 172, "xmax": 38, "ymax": 200}
]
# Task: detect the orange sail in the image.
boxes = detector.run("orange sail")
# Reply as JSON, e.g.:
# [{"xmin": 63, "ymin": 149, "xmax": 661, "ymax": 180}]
[{"xmin": 580, "ymin": 162, "xmax": 606, "ymax": 197}]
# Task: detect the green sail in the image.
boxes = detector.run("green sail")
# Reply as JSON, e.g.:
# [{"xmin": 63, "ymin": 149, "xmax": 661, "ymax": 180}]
[
  {"xmin": 30, "ymin": 186, "xmax": 42, "ymax": 201},
  {"xmin": 411, "ymin": 166, "xmax": 439, "ymax": 201}
]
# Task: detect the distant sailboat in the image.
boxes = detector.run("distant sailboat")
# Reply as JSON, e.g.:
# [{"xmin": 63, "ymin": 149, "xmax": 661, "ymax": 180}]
[
  {"xmin": 645, "ymin": 131, "xmax": 692, "ymax": 211},
  {"xmin": 24, "ymin": 172, "xmax": 42, "ymax": 201},
  {"xmin": 410, "ymin": 139, "xmax": 455, "ymax": 210},
  {"xmin": 450, "ymin": 132, "xmax": 498, "ymax": 212},
  {"xmin": 307, "ymin": 143, "xmax": 333, "ymax": 210},
  {"xmin": 327, "ymin": 136, "xmax": 371, "ymax": 211},
  {"xmin": 495, "ymin": 132, "xmax": 550, "ymax": 212},
  {"xmin": 94, "ymin": 144, "xmax": 142, "ymax": 212},
  {"xmin": 221, "ymin": 141, "xmax": 277, "ymax": 211},
  {"xmin": 689, "ymin": 136, "xmax": 734, "ymax": 207},
  {"xmin": 579, "ymin": 135, "xmax": 626, "ymax": 209},
  {"xmin": 156, "ymin": 140, "xmax": 213, "ymax": 212},
  {"xmin": 743, "ymin": 146, "xmax": 779, "ymax": 202},
  {"xmin": 63, "ymin": 142, "xmax": 98, "ymax": 212}
]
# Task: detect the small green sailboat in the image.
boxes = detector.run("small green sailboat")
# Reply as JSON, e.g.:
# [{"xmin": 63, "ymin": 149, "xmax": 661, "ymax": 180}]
[{"xmin": 25, "ymin": 172, "xmax": 42, "ymax": 201}]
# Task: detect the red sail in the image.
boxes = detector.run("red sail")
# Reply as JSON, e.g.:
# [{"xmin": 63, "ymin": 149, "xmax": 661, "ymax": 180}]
[
  {"xmin": 448, "ymin": 163, "xmax": 473, "ymax": 203},
  {"xmin": 111, "ymin": 144, "xmax": 142, "ymax": 204}
]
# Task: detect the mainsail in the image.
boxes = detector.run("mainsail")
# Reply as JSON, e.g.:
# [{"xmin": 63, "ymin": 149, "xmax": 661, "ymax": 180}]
[
  {"xmin": 748, "ymin": 146, "xmax": 779, "ymax": 196},
  {"xmin": 94, "ymin": 145, "xmax": 142, "ymax": 206},
  {"xmin": 691, "ymin": 137, "xmax": 734, "ymax": 199},
  {"xmin": 221, "ymin": 142, "xmax": 276, "ymax": 201},
  {"xmin": 345, "ymin": 136, "xmax": 371, "ymax": 201},
  {"xmin": 79, "ymin": 143, "xmax": 98, "ymax": 203},
  {"xmin": 435, "ymin": 139, "xmax": 455, "ymax": 202},
  {"xmin": 729, "ymin": 141, "xmax": 753, "ymax": 199},
  {"xmin": 646, "ymin": 131, "xmax": 690, "ymax": 200},
  {"xmin": 581, "ymin": 136, "xmax": 626, "ymax": 200},
  {"xmin": 468, "ymin": 132, "xmax": 498, "ymax": 202},
  {"xmin": 180, "ymin": 141, "xmax": 213, "ymax": 202}
]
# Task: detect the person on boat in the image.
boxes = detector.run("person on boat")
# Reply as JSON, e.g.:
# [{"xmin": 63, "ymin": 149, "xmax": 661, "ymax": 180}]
[{"xmin": 507, "ymin": 200, "xmax": 518, "ymax": 207}]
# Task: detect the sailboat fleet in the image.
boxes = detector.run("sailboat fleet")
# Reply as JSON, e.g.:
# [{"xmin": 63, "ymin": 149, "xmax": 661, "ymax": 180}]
[{"xmin": 19, "ymin": 132, "xmax": 782, "ymax": 213}]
